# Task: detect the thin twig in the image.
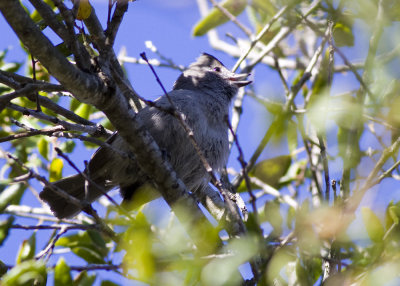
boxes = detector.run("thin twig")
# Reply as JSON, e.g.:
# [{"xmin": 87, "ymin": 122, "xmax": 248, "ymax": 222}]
[
  {"xmin": 35, "ymin": 225, "xmax": 68, "ymax": 260},
  {"xmin": 345, "ymin": 136, "xmax": 400, "ymax": 213},
  {"xmin": 232, "ymin": 4, "xmax": 290, "ymax": 72},
  {"xmin": 30, "ymin": 54, "xmax": 41, "ymax": 112},
  {"xmin": 11, "ymin": 224, "xmax": 100, "ymax": 230},
  {"xmin": 7, "ymin": 103, "xmax": 110, "ymax": 137},
  {"xmin": 106, "ymin": 0, "xmax": 129, "ymax": 48},
  {"xmin": 0, "ymin": 82, "xmax": 65, "ymax": 112},
  {"xmin": 51, "ymin": 0, "xmax": 91, "ymax": 70},
  {"xmin": 6, "ymin": 153, "xmax": 83, "ymax": 210},
  {"xmin": 273, "ymin": 55, "xmax": 289, "ymax": 94},
  {"xmin": 233, "ymin": 24, "xmax": 330, "ymax": 188},
  {"xmin": 226, "ymin": 117, "xmax": 258, "ymax": 223},
  {"xmin": 208, "ymin": 0, "xmax": 252, "ymax": 37},
  {"xmin": 29, "ymin": 0, "xmax": 69, "ymax": 40}
]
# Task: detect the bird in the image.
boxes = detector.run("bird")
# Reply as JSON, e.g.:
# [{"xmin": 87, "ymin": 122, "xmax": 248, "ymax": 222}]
[{"xmin": 39, "ymin": 53, "xmax": 251, "ymax": 219}]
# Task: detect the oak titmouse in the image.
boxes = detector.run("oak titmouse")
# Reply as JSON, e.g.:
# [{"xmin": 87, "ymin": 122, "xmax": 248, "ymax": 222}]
[{"xmin": 40, "ymin": 53, "xmax": 251, "ymax": 218}]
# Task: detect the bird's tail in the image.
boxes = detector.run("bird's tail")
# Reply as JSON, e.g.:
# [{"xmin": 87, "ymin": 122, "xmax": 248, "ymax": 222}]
[{"xmin": 40, "ymin": 174, "xmax": 109, "ymax": 219}]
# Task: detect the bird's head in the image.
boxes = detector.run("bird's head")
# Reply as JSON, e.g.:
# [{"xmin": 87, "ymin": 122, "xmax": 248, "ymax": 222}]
[{"xmin": 173, "ymin": 53, "xmax": 251, "ymax": 99}]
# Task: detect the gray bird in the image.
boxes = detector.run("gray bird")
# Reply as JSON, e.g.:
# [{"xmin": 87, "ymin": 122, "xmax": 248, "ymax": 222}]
[{"xmin": 40, "ymin": 53, "xmax": 251, "ymax": 219}]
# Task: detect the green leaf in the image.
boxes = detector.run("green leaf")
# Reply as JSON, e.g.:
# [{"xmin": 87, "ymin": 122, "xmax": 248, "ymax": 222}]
[
  {"xmin": 296, "ymin": 257, "xmax": 322, "ymax": 285},
  {"xmin": 2, "ymin": 62, "xmax": 22, "ymax": 73},
  {"xmin": 286, "ymin": 206, "xmax": 296, "ymax": 229},
  {"xmin": 76, "ymin": 0, "xmax": 92, "ymax": 20},
  {"xmin": 122, "ymin": 213, "xmax": 155, "ymax": 281},
  {"xmin": 0, "ymin": 216, "xmax": 14, "ymax": 247},
  {"xmin": 266, "ymin": 247, "xmax": 296, "ymax": 284},
  {"xmin": 49, "ymin": 158, "xmax": 63, "ymax": 182},
  {"xmin": 75, "ymin": 103, "xmax": 92, "ymax": 120},
  {"xmin": 264, "ymin": 200, "xmax": 283, "ymax": 236},
  {"xmin": 287, "ymin": 120, "xmax": 298, "ymax": 154},
  {"xmin": 2, "ymin": 260, "xmax": 47, "ymax": 286},
  {"xmin": 16, "ymin": 233, "xmax": 36, "ymax": 264},
  {"xmin": 389, "ymin": 1, "xmax": 400, "ymax": 21},
  {"xmin": 245, "ymin": 212, "xmax": 262, "ymax": 235},
  {"xmin": 56, "ymin": 231, "xmax": 108, "ymax": 264},
  {"xmin": 0, "ymin": 184, "xmax": 24, "ymax": 213},
  {"xmin": 388, "ymin": 205, "xmax": 400, "ymax": 225},
  {"xmin": 279, "ymin": 159, "xmax": 306, "ymax": 185},
  {"xmin": 193, "ymin": 0, "xmax": 247, "ymax": 36},
  {"xmin": 361, "ymin": 207, "xmax": 384, "ymax": 243},
  {"xmin": 0, "ymin": 259, "xmax": 8, "ymax": 277},
  {"xmin": 101, "ymin": 281, "xmax": 121, "ymax": 286},
  {"xmin": 59, "ymin": 140, "xmax": 76, "ymax": 153},
  {"xmin": 73, "ymin": 271, "xmax": 96, "ymax": 286},
  {"xmin": 333, "ymin": 22, "xmax": 354, "ymax": 47},
  {"xmin": 71, "ymin": 246, "xmax": 105, "ymax": 264},
  {"xmin": 251, "ymin": 155, "xmax": 292, "ymax": 189},
  {"xmin": 54, "ymin": 257, "xmax": 72, "ymax": 286},
  {"xmin": 201, "ymin": 236, "xmax": 259, "ymax": 286},
  {"xmin": 385, "ymin": 201, "xmax": 395, "ymax": 230},
  {"xmin": 37, "ymin": 137, "xmax": 49, "ymax": 161}
]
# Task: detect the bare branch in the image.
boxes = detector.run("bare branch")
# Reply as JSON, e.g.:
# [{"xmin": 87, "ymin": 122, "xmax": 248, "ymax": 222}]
[
  {"xmin": 29, "ymin": 0, "xmax": 69, "ymax": 42},
  {"xmin": 0, "ymin": 1, "xmax": 105, "ymax": 105},
  {"xmin": 7, "ymin": 103, "xmax": 110, "ymax": 137},
  {"xmin": 106, "ymin": 0, "xmax": 129, "ymax": 48}
]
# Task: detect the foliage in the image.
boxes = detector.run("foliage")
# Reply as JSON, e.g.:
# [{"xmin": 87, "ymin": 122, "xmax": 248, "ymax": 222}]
[{"xmin": 1, "ymin": 0, "xmax": 400, "ymax": 285}]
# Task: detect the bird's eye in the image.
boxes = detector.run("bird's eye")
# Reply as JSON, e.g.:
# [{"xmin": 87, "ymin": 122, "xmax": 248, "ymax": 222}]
[{"xmin": 213, "ymin": 66, "xmax": 221, "ymax": 72}]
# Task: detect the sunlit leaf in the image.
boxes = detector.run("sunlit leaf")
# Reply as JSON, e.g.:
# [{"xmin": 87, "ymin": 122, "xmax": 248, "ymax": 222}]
[
  {"xmin": 193, "ymin": 0, "xmax": 247, "ymax": 36},
  {"xmin": 54, "ymin": 257, "xmax": 72, "ymax": 286},
  {"xmin": 73, "ymin": 271, "xmax": 96, "ymax": 286},
  {"xmin": 385, "ymin": 201, "xmax": 395, "ymax": 230},
  {"xmin": 72, "ymin": 246, "xmax": 105, "ymax": 264},
  {"xmin": 0, "ymin": 216, "xmax": 14, "ymax": 247},
  {"xmin": 56, "ymin": 231, "xmax": 108, "ymax": 264},
  {"xmin": 2, "ymin": 62, "xmax": 22, "ymax": 73},
  {"xmin": 296, "ymin": 257, "xmax": 322, "ymax": 285},
  {"xmin": 76, "ymin": 0, "xmax": 92, "ymax": 21},
  {"xmin": 75, "ymin": 103, "xmax": 92, "ymax": 120},
  {"xmin": 59, "ymin": 140, "xmax": 76, "ymax": 154},
  {"xmin": 122, "ymin": 213, "xmax": 155, "ymax": 282},
  {"xmin": 16, "ymin": 233, "xmax": 36, "ymax": 264},
  {"xmin": 37, "ymin": 137, "xmax": 49, "ymax": 161},
  {"xmin": 361, "ymin": 207, "xmax": 384, "ymax": 243},
  {"xmin": 389, "ymin": 1, "xmax": 400, "ymax": 21},
  {"xmin": 201, "ymin": 236, "xmax": 259, "ymax": 286},
  {"xmin": 287, "ymin": 120, "xmax": 298, "ymax": 153},
  {"xmin": 241, "ymin": 155, "xmax": 292, "ymax": 191},
  {"xmin": 2, "ymin": 260, "xmax": 47, "ymax": 286},
  {"xmin": 388, "ymin": 205, "xmax": 400, "ymax": 226},
  {"xmin": 0, "ymin": 184, "xmax": 24, "ymax": 213},
  {"xmin": 266, "ymin": 246, "xmax": 296, "ymax": 284},
  {"xmin": 333, "ymin": 22, "xmax": 354, "ymax": 47},
  {"xmin": 263, "ymin": 200, "xmax": 283, "ymax": 236},
  {"xmin": 49, "ymin": 158, "xmax": 63, "ymax": 182}
]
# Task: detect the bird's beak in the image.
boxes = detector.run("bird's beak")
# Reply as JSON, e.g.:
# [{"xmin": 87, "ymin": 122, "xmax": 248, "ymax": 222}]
[{"xmin": 229, "ymin": 73, "xmax": 252, "ymax": 87}]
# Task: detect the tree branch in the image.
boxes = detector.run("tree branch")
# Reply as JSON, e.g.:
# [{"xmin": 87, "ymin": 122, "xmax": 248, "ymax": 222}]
[
  {"xmin": 105, "ymin": 0, "xmax": 129, "ymax": 48},
  {"xmin": 0, "ymin": 1, "xmax": 105, "ymax": 105}
]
